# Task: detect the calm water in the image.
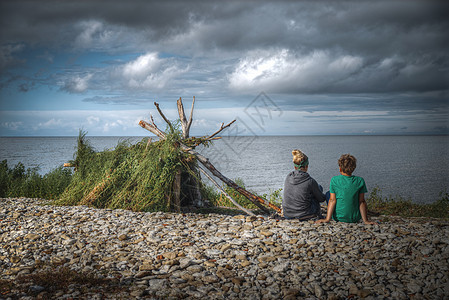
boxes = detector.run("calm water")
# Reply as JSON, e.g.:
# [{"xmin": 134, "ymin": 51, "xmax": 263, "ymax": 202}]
[{"xmin": 1, "ymin": 135, "xmax": 448, "ymax": 203}]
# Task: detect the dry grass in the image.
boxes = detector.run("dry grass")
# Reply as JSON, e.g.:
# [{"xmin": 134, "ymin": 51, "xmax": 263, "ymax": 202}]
[{"xmin": 2, "ymin": 266, "xmax": 126, "ymax": 299}]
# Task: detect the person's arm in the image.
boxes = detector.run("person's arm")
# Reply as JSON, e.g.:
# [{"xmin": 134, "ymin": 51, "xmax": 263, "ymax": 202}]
[
  {"xmin": 315, "ymin": 193, "xmax": 336, "ymax": 223},
  {"xmin": 359, "ymin": 193, "xmax": 376, "ymax": 225},
  {"xmin": 311, "ymin": 179, "xmax": 326, "ymax": 202}
]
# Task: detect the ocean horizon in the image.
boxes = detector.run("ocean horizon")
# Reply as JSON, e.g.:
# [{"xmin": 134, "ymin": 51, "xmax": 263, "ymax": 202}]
[{"xmin": 1, "ymin": 135, "xmax": 448, "ymax": 204}]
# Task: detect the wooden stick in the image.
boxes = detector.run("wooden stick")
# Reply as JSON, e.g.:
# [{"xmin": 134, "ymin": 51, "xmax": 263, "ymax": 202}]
[
  {"xmin": 186, "ymin": 96, "xmax": 195, "ymax": 136},
  {"xmin": 177, "ymin": 97, "xmax": 188, "ymax": 139},
  {"xmin": 154, "ymin": 102, "xmax": 174, "ymax": 132},
  {"xmin": 139, "ymin": 120, "xmax": 166, "ymax": 139},
  {"xmin": 150, "ymin": 115, "xmax": 167, "ymax": 137},
  {"xmin": 145, "ymin": 137, "xmax": 153, "ymax": 150},
  {"xmin": 177, "ymin": 96, "xmax": 195, "ymax": 139},
  {"xmin": 180, "ymin": 143, "xmax": 276, "ymax": 214},
  {"xmin": 198, "ymin": 166, "xmax": 255, "ymax": 216},
  {"xmin": 207, "ymin": 119, "xmax": 236, "ymax": 140}
]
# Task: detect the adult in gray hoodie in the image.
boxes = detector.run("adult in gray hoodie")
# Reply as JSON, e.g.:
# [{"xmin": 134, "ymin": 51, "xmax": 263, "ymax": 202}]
[{"xmin": 282, "ymin": 149, "xmax": 326, "ymax": 220}]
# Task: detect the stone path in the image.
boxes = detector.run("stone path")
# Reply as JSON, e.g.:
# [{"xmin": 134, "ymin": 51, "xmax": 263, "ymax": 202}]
[{"xmin": 1, "ymin": 198, "xmax": 448, "ymax": 299}]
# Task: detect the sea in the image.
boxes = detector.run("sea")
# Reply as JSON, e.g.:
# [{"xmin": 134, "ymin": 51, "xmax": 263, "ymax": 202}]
[{"xmin": 0, "ymin": 135, "xmax": 448, "ymax": 204}]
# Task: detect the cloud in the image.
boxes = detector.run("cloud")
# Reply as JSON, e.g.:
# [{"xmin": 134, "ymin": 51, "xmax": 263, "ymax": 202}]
[
  {"xmin": 228, "ymin": 49, "xmax": 364, "ymax": 93},
  {"xmin": 0, "ymin": 1, "xmax": 447, "ymax": 136},
  {"xmin": 83, "ymin": 95, "xmax": 149, "ymax": 105},
  {"xmin": 228, "ymin": 48, "xmax": 449, "ymax": 94},
  {"xmin": 37, "ymin": 118, "xmax": 63, "ymax": 129},
  {"xmin": 74, "ymin": 20, "xmax": 113, "ymax": 49},
  {"xmin": 0, "ymin": 44, "xmax": 25, "ymax": 70},
  {"xmin": 60, "ymin": 73, "xmax": 93, "ymax": 93},
  {"xmin": 116, "ymin": 52, "xmax": 188, "ymax": 90},
  {"xmin": 0, "ymin": 121, "xmax": 23, "ymax": 131}
]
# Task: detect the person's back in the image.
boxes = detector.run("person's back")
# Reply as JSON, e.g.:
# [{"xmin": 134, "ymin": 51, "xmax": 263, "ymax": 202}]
[
  {"xmin": 282, "ymin": 149, "xmax": 325, "ymax": 220},
  {"xmin": 316, "ymin": 154, "xmax": 376, "ymax": 225},
  {"xmin": 330, "ymin": 174, "xmax": 366, "ymax": 223}
]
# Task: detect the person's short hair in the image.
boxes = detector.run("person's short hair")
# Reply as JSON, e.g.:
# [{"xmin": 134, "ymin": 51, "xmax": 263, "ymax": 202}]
[
  {"xmin": 338, "ymin": 154, "xmax": 357, "ymax": 174},
  {"xmin": 292, "ymin": 149, "xmax": 309, "ymax": 169}
]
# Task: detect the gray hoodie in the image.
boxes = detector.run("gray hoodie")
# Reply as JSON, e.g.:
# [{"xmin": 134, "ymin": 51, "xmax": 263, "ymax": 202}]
[{"xmin": 282, "ymin": 170, "xmax": 325, "ymax": 219}]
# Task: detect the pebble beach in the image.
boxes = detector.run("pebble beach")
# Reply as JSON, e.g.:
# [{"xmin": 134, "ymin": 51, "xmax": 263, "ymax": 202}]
[{"xmin": 1, "ymin": 198, "xmax": 448, "ymax": 299}]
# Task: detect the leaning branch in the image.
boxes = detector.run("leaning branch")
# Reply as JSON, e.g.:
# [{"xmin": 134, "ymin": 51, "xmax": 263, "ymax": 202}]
[
  {"xmin": 186, "ymin": 96, "xmax": 195, "ymax": 135},
  {"xmin": 154, "ymin": 102, "xmax": 174, "ymax": 132},
  {"xmin": 180, "ymin": 143, "xmax": 278, "ymax": 214},
  {"xmin": 139, "ymin": 120, "xmax": 166, "ymax": 139},
  {"xmin": 198, "ymin": 166, "xmax": 255, "ymax": 216},
  {"xmin": 207, "ymin": 120, "xmax": 236, "ymax": 140}
]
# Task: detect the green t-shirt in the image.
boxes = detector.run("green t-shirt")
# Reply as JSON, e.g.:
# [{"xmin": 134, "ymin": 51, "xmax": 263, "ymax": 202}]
[{"xmin": 329, "ymin": 175, "xmax": 367, "ymax": 223}]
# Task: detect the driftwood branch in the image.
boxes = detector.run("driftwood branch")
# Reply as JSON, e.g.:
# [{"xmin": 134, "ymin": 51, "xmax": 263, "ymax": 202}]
[
  {"xmin": 187, "ymin": 119, "xmax": 234, "ymax": 149},
  {"xmin": 180, "ymin": 143, "xmax": 277, "ymax": 214},
  {"xmin": 145, "ymin": 137, "xmax": 153, "ymax": 150},
  {"xmin": 139, "ymin": 120, "xmax": 166, "ymax": 139},
  {"xmin": 186, "ymin": 96, "xmax": 195, "ymax": 135},
  {"xmin": 154, "ymin": 102, "xmax": 174, "ymax": 132},
  {"xmin": 177, "ymin": 97, "xmax": 188, "ymax": 138},
  {"xmin": 207, "ymin": 119, "xmax": 236, "ymax": 140},
  {"xmin": 177, "ymin": 97, "xmax": 195, "ymax": 139},
  {"xmin": 198, "ymin": 166, "xmax": 255, "ymax": 216}
]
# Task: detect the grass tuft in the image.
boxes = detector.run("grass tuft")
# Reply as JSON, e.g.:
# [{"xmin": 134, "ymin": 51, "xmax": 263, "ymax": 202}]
[{"xmin": 367, "ymin": 186, "xmax": 449, "ymax": 219}]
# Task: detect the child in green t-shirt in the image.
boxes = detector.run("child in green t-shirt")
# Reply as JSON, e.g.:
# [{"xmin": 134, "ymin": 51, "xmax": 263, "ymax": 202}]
[{"xmin": 316, "ymin": 154, "xmax": 376, "ymax": 225}]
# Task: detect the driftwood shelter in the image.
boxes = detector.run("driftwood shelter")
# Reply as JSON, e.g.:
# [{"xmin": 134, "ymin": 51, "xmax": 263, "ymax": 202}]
[
  {"xmin": 139, "ymin": 97, "xmax": 281, "ymax": 215},
  {"xmin": 62, "ymin": 97, "xmax": 281, "ymax": 216}
]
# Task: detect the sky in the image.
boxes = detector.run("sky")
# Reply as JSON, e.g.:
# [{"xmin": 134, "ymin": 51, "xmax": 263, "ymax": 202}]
[{"xmin": 0, "ymin": 0, "xmax": 448, "ymax": 136}]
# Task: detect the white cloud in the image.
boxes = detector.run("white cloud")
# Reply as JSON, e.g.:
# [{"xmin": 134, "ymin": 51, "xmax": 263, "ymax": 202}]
[
  {"xmin": 37, "ymin": 118, "xmax": 63, "ymax": 129},
  {"xmin": 228, "ymin": 49, "xmax": 364, "ymax": 93},
  {"xmin": 123, "ymin": 53, "xmax": 161, "ymax": 78},
  {"xmin": 86, "ymin": 116, "xmax": 100, "ymax": 125},
  {"xmin": 61, "ymin": 73, "xmax": 93, "ymax": 93},
  {"xmin": 0, "ymin": 121, "xmax": 23, "ymax": 131},
  {"xmin": 118, "ymin": 52, "xmax": 188, "ymax": 90}
]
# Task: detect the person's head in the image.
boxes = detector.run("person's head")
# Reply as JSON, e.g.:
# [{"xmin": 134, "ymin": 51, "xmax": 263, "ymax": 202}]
[
  {"xmin": 338, "ymin": 154, "xmax": 357, "ymax": 175},
  {"xmin": 292, "ymin": 149, "xmax": 309, "ymax": 171}
]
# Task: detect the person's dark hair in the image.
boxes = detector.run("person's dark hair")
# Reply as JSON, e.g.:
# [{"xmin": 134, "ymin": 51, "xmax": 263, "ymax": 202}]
[{"xmin": 338, "ymin": 154, "xmax": 357, "ymax": 174}]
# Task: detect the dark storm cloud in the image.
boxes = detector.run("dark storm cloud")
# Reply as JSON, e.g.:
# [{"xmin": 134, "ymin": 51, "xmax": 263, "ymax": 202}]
[
  {"xmin": 0, "ymin": 0, "xmax": 448, "ymax": 97},
  {"xmin": 2, "ymin": 1, "xmax": 447, "ymax": 52}
]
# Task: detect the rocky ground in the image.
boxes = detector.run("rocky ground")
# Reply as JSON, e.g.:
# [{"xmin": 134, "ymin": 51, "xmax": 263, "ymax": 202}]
[{"xmin": 1, "ymin": 198, "xmax": 448, "ymax": 299}]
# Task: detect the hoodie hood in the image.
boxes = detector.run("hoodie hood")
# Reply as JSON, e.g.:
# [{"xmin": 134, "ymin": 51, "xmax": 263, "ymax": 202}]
[{"xmin": 286, "ymin": 170, "xmax": 311, "ymax": 185}]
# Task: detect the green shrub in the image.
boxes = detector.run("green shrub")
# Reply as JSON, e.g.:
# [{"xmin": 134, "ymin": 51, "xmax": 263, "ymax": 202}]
[{"xmin": 0, "ymin": 160, "xmax": 73, "ymax": 199}]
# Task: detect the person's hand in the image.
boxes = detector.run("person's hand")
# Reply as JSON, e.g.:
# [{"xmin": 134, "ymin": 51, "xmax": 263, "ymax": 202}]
[
  {"xmin": 364, "ymin": 220, "xmax": 378, "ymax": 225},
  {"xmin": 315, "ymin": 218, "xmax": 329, "ymax": 224}
]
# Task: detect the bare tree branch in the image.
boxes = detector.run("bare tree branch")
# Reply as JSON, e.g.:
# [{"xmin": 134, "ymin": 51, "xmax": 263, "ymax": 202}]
[
  {"xmin": 180, "ymin": 143, "xmax": 277, "ymax": 214},
  {"xmin": 154, "ymin": 102, "xmax": 174, "ymax": 132},
  {"xmin": 198, "ymin": 166, "xmax": 255, "ymax": 216},
  {"xmin": 139, "ymin": 120, "xmax": 166, "ymax": 139},
  {"xmin": 186, "ymin": 96, "xmax": 195, "ymax": 135},
  {"xmin": 208, "ymin": 119, "xmax": 236, "ymax": 140},
  {"xmin": 177, "ymin": 97, "xmax": 188, "ymax": 139}
]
